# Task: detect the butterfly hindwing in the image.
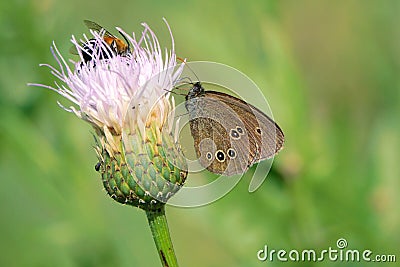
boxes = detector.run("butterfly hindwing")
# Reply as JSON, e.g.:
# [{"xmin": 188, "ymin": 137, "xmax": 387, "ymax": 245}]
[
  {"xmin": 186, "ymin": 94, "xmax": 258, "ymax": 175},
  {"xmin": 205, "ymin": 91, "xmax": 284, "ymax": 161}
]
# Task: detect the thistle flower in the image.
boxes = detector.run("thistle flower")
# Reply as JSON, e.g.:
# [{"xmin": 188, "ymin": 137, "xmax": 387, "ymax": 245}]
[{"xmin": 30, "ymin": 20, "xmax": 187, "ymax": 267}]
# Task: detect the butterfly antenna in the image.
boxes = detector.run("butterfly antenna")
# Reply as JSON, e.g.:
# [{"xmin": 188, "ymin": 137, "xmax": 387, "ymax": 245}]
[
  {"xmin": 162, "ymin": 87, "xmax": 186, "ymax": 97},
  {"xmin": 165, "ymin": 74, "xmax": 193, "ymax": 96},
  {"xmin": 176, "ymin": 76, "xmax": 193, "ymax": 85},
  {"xmin": 177, "ymin": 57, "xmax": 200, "ymax": 84}
]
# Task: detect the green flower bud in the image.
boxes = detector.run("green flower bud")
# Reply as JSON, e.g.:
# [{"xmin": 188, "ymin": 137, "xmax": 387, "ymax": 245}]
[{"xmin": 95, "ymin": 123, "xmax": 187, "ymax": 210}]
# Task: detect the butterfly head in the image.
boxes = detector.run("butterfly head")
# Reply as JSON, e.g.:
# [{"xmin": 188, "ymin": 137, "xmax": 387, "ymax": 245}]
[{"xmin": 185, "ymin": 82, "xmax": 205, "ymax": 101}]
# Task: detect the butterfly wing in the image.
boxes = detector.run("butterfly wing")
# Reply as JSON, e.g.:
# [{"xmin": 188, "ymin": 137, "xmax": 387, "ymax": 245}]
[
  {"xmin": 186, "ymin": 94, "xmax": 260, "ymax": 175},
  {"xmin": 205, "ymin": 91, "xmax": 284, "ymax": 162},
  {"xmin": 186, "ymin": 90, "xmax": 284, "ymax": 176}
]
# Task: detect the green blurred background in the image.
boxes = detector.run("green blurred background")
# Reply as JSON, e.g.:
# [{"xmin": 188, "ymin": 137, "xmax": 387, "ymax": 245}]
[{"xmin": 1, "ymin": 0, "xmax": 399, "ymax": 266}]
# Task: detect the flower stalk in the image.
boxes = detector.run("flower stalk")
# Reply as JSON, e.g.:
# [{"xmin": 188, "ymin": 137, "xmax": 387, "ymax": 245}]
[{"xmin": 146, "ymin": 206, "xmax": 179, "ymax": 267}]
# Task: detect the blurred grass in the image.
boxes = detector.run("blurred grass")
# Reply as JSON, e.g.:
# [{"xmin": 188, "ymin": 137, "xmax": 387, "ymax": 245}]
[{"xmin": 1, "ymin": 0, "xmax": 399, "ymax": 266}]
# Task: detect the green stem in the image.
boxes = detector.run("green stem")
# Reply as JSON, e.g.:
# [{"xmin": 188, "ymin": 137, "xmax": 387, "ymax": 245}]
[{"xmin": 145, "ymin": 205, "xmax": 179, "ymax": 267}]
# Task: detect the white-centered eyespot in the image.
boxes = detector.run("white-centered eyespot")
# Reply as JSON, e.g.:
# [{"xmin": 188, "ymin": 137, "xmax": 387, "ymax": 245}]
[
  {"xmin": 215, "ymin": 150, "xmax": 226, "ymax": 162},
  {"xmin": 227, "ymin": 148, "xmax": 237, "ymax": 159},
  {"xmin": 230, "ymin": 129, "xmax": 240, "ymax": 139},
  {"xmin": 236, "ymin": 126, "xmax": 244, "ymax": 135}
]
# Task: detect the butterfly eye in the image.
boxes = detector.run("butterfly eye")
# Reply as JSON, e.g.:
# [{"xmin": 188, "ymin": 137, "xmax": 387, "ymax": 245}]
[
  {"xmin": 206, "ymin": 152, "xmax": 213, "ymax": 160},
  {"xmin": 215, "ymin": 150, "xmax": 226, "ymax": 162},
  {"xmin": 227, "ymin": 148, "xmax": 236, "ymax": 159},
  {"xmin": 256, "ymin": 127, "xmax": 262, "ymax": 134},
  {"xmin": 230, "ymin": 129, "xmax": 240, "ymax": 139}
]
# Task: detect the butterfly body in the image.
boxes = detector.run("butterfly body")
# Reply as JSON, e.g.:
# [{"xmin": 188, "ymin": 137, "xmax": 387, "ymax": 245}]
[{"xmin": 185, "ymin": 82, "xmax": 284, "ymax": 176}]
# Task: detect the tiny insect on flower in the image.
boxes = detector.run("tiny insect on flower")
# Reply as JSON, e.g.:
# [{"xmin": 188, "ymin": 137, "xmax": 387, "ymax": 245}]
[{"xmin": 70, "ymin": 20, "xmax": 131, "ymax": 64}]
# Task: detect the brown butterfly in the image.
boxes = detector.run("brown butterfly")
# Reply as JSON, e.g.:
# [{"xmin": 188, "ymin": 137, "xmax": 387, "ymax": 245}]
[{"xmin": 185, "ymin": 82, "xmax": 284, "ymax": 176}]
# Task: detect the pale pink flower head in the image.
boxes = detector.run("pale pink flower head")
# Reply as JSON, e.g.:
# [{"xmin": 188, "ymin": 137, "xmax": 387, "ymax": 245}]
[{"xmin": 31, "ymin": 19, "xmax": 183, "ymax": 141}]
